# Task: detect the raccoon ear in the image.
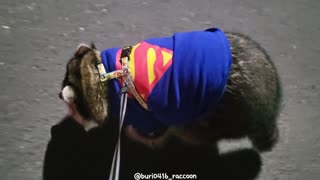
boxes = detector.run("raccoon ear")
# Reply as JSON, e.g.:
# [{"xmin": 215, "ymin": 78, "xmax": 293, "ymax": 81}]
[
  {"xmin": 75, "ymin": 43, "xmax": 91, "ymax": 58},
  {"xmin": 90, "ymin": 42, "xmax": 97, "ymax": 50}
]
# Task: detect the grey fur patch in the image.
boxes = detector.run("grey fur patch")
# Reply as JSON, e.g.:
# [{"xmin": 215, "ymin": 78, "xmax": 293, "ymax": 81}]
[{"xmin": 79, "ymin": 48, "xmax": 108, "ymax": 124}]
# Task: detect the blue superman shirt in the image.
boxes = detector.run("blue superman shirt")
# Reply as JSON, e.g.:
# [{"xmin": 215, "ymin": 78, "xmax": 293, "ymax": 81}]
[{"xmin": 101, "ymin": 28, "xmax": 232, "ymax": 135}]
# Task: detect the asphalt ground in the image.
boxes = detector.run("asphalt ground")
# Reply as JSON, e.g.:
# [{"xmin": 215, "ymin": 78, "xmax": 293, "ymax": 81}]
[{"xmin": 0, "ymin": 0, "xmax": 319, "ymax": 179}]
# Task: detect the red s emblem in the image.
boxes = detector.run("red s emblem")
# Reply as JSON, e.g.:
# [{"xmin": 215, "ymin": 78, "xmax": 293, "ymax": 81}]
[{"xmin": 116, "ymin": 42, "xmax": 173, "ymax": 101}]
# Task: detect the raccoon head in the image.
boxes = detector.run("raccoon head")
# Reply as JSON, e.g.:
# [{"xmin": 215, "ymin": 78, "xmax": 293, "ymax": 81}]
[{"xmin": 59, "ymin": 43, "xmax": 107, "ymax": 125}]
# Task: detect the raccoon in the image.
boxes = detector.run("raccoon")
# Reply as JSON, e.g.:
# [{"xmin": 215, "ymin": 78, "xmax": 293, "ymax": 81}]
[{"xmin": 59, "ymin": 29, "xmax": 282, "ymax": 152}]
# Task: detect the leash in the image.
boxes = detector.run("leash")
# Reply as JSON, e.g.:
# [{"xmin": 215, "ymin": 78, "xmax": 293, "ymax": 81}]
[
  {"xmin": 108, "ymin": 91, "xmax": 127, "ymax": 180},
  {"xmin": 107, "ymin": 46, "xmax": 131, "ymax": 180},
  {"xmin": 96, "ymin": 46, "xmax": 145, "ymax": 180}
]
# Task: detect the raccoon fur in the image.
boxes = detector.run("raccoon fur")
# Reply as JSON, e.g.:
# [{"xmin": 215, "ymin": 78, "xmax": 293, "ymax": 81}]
[
  {"xmin": 60, "ymin": 43, "xmax": 107, "ymax": 124},
  {"xmin": 60, "ymin": 31, "xmax": 282, "ymax": 152}
]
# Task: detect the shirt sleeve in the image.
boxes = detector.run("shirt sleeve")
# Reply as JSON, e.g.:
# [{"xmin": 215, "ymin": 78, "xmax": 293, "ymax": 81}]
[
  {"xmin": 42, "ymin": 116, "xmax": 117, "ymax": 180},
  {"xmin": 42, "ymin": 116, "xmax": 90, "ymax": 180}
]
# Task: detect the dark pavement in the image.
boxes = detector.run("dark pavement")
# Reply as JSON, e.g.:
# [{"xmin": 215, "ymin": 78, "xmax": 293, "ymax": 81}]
[{"xmin": 0, "ymin": 0, "xmax": 319, "ymax": 179}]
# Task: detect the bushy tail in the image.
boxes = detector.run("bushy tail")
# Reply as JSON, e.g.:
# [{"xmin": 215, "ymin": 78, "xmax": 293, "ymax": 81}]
[{"xmin": 250, "ymin": 122, "xmax": 279, "ymax": 152}]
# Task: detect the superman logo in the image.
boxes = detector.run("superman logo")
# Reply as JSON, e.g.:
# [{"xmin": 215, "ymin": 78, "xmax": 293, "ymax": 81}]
[{"xmin": 116, "ymin": 42, "xmax": 173, "ymax": 101}]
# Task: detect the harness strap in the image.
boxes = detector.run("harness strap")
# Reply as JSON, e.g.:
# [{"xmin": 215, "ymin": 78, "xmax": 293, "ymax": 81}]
[{"xmin": 97, "ymin": 47, "xmax": 148, "ymax": 110}]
